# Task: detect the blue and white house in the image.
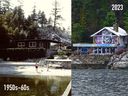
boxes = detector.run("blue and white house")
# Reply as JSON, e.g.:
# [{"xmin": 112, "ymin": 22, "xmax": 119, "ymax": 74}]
[{"xmin": 73, "ymin": 26, "xmax": 128, "ymax": 55}]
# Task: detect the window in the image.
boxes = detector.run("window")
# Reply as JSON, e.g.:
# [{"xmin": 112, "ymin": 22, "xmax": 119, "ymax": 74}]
[
  {"xmin": 17, "ymin": 42, "xmax": 25, "ymax": 48},
  {"xmin": 39, "ymin": 42, "xmax": 43, "ymax": 47},
  {"xmin": 98, "ymin": 48, "xmax": 102, "ymax": 53},
  {"xmin": 93, "ymin": 48, "xmax": 98, "ymax": 54},
  {"xmin": 29, "ymin": 42, "xmax": 36, "ymax": 48}
]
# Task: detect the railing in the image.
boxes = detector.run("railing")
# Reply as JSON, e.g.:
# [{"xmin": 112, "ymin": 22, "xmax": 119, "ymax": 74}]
[
  {"xmin": 45, "ymin": 59, "xmax": 72, "ymax": 62},
  {"xmin": 62, "ymin": 81, "xmax": 71, "ymax": 96}
]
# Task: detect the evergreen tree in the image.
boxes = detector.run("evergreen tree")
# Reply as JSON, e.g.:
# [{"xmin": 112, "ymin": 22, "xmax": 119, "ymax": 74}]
[
  {"xmin": 38, "ymin": 10, "xmax": 47, "ymax": 28},
  {"xmin": 27, "ymin": 5, "xmax": 39, "ymax": 39},
  {"xmin": 72, "ymin": 0, "xmax": 128, "ymax": 43},
  {"xmin": 11, "ymin": 6, "xmax": 25, "ymax": 39},
  {"xmin": 51, "ymin": 0, "xmax": 63, "ymax": 31},
  {"xmin": 123, "ymin": 11, "xmax": 128, "ymax": 31}
]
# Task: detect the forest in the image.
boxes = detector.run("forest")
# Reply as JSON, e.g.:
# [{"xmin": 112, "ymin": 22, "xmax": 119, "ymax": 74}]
[
  {"xmin": 0, "ymin": 0, "xmax": 69, "ymax": 48},
  {"xmin": 72, "ymin": 0, "xmax": 128, "ymax": 43}
]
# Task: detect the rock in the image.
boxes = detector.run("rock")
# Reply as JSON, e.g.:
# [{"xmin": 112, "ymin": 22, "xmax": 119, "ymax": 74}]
[
  {"xmin": 113, "ymin": 61, "xmax": 128, "ymax": 69},
  {"xmin": 108, "ymin": 51, "xmax": 128, "ymax": 69},
  {"xmin": 73, "ymin": 59, "xmax": 83, "ymax": 64},
  {"xmin": 120, "ymin": 54, "xmax": 128, "ymax": 61}
]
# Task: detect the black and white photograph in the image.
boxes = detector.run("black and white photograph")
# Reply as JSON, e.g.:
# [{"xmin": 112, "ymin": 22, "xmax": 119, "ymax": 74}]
[{"xmin": 0, "ymin": 0, "xmax": 71, "ymax": 96}]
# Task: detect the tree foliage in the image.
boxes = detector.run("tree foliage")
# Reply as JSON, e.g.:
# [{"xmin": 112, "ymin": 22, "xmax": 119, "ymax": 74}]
[
  {"xmin": 0, "ymin": 0, "xmax": 69, "ymax": 48},
  {"xmin": 72, "ymin": 0, "xmax": 128, "ymax": 43}
]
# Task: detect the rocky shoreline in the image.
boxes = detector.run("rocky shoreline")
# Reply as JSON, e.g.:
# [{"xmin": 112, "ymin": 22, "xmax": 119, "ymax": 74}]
[
  {"xmin": 108, "ymin": 51, "xmax": 128, "ymax": 69},
  {"xmin": 70, "ymin": 54, "xmax": 110, "ymax": 64},
  {"xmin": 71, "ymin": 51, "xmax": 128, "ymax": 69}
]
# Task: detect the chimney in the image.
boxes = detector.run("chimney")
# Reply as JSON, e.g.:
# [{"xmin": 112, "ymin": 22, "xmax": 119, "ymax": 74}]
[{"xmin": 113, "ymin": 23, "xmax": 118, "ymax": 32}]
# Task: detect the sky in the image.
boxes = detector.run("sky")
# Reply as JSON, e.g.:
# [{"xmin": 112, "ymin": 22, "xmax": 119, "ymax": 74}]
[{"xmin": 10, "ymin": 0, "xmax": 71, "ymax": 32}]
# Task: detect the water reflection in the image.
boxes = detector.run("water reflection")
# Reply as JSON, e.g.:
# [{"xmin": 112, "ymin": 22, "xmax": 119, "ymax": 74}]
[{"xmin": 0, "ymin": 75, "xmax": 70, "ymax": 96}]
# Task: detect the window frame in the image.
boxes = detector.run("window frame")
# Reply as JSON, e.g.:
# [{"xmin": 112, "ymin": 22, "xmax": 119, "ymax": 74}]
[
  {"xmin": 29, "ymin": 42, "xmax": 37, "ymax": 48},
  {"xmin": 17, "ymin": 42, "xmax": 25, "ymax": 48}
]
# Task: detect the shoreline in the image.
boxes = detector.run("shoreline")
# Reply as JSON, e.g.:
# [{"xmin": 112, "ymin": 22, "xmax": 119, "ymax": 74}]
[
  {"xmin": 0, "ymin": 61, "xmax": 71, "ymax": 77},
  {"xmin": 72, "ymin": 64, "xmax": 107, "ymax": 69}
]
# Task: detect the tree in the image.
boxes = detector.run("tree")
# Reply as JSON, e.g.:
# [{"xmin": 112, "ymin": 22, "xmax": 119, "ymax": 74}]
[
  {"xmin": 38, "ymin": 10, "xmax": 47, "ymax": 28},
  {"xmin": 0, "ymin": 0, "xmax": 11, "ymax": 14},
  {"xmin": 0, "ymin": 25, "xmax": 9, "ymax": 48},
  {"xmin": 47, "ymin": 17, "xmax": 53, "ymax": 26},
  {"xmin": 0, "ymin": 0, "xmax": 12, "ymax": 41},
  {"xmin": 72, "ymin": 0, "xmax": 128, "ymax": 43},
  {"xmin": 51, "ymin": 0, "xmax": 63, "ymax": 31},
  {"xmin": 27, "ymin": 5, "xmax": 39, "ymax": 39},
  {"xmin": 11, "ymin": 6, "xmax": 25, "ymax": 39},
  {"xmin": 100, "ymin": 11, "xmax": 116, "ymax": 27},
  {"xmin": 72, "ymin": 23, "xmax": 85, "ymax": 43},
  {"xmin": 123, "ymin": 11, "xmax": 128, "ymax": 32}
]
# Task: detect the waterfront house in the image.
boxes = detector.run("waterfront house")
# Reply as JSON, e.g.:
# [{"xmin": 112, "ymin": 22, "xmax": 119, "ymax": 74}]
[
  {"xmin": 0, "ymin": 39, "xmax": 61, "ymax": 60},
  {"xmin": 73, "ymin": 26, "xmax": 128, "ymax": 55}
]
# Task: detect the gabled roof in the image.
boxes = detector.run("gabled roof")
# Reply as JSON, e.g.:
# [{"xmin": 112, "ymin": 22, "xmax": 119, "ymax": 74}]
[{"xmin": 91, "ymin": 27, "xmax": 128, "ymax": 37}]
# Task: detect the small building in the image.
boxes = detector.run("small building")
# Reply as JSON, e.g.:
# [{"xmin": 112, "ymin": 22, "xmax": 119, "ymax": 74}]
[{"xmin": 73, "ymin": 26, "xmax": 128, "ymax": 55}]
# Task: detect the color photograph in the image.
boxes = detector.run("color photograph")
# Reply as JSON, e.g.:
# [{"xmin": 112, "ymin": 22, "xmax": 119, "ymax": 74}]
[{"xmin": 72, "ymin": 0, "xmax": 128, "ymax": 96}]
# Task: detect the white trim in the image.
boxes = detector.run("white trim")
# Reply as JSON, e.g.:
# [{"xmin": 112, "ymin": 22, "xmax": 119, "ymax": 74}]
[{"xmin": 91, "ymin": 27, "xmax": 127, "ymax": 37}]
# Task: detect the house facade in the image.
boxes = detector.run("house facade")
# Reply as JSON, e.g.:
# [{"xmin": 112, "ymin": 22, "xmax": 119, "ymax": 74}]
[
  {"xmin": 73, "ymin": 27, "xmax": 128, "ymax": 55},
  {"xmin": 9, "ymin": 39, "xmax": 61, "ymax": 49},
  {"xmin": 1, "ymin": 39, "xmax": 61, "ymax": 60},
  {"xmin": 91, "ymin": 27, "xmax": 128, "ymax": 46}
]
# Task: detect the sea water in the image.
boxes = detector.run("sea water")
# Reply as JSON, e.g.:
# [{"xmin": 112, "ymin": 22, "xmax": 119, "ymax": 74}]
[
  {"xmin": 72, "ymin": 69, "xmax": 128, "ymax": 96},
  {"xmin": 0, "ymin": 75, "xmax": 70, "ymax": 96}
]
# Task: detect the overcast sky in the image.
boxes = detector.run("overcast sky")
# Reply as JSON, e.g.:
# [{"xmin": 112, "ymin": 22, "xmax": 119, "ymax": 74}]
[{"xmin": 10, "ymin": 0, "xmax": 71, "ymax": 32}]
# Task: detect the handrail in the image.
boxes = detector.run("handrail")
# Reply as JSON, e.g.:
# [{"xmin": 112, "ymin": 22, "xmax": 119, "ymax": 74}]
[
  {"xmin": 62, "ymin": 81, "xmax": 71, "ymax": 96},
  {"xmin": 45, "ymin": 59, "xmax": 72, "ymax": 62}
]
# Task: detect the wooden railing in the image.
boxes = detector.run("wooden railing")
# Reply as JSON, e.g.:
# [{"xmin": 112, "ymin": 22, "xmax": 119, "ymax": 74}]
[{"xmin": 62, "ymin": 81, "xmax": 71, "ymax": 96}]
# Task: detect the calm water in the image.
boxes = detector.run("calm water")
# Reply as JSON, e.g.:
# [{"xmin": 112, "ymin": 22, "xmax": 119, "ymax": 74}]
[
  {"xmin": 0, "ymin": 75, "xmax": 70, "ymax": 96},
  {"xmin": 72, "ymin": 69, "xmax": 128, "ymax": 96}
]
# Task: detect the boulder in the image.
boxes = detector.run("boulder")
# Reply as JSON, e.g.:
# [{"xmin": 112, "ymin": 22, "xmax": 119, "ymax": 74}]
[
  {"xmin": 113, "ymin": 61, "xmax": 128, "ymax": 69},
  {"xmin": 108, "ymin": 51, "xmax": 128, "ymax": 69}
]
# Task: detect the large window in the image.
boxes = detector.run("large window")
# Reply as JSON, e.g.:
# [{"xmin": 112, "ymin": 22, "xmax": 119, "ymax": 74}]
[{"xmin": 29, "ymin": 42, "xmax": 37, "ymax": 48}]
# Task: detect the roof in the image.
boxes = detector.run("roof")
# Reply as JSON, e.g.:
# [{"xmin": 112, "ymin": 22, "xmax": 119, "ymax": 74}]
[
  {"xmin": 73, "ymin": 43, "xmax": 117, "ymax": 47},
  {"xmin": 38, "ymin": 27, "xmax": 71, "ymax": 44},
  {"xmin": 15, "ymin": 39, "xmax": 61, "ymax": 43},
  {"xmin": 91, "ymin": 27, "xmax": 128, "ymax": 37}
]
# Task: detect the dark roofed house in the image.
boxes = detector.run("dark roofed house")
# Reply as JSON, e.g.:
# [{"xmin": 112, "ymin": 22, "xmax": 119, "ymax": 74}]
[{"xmin": 2, "ymin": 38, "xmax": 61, "ymax": 60}]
